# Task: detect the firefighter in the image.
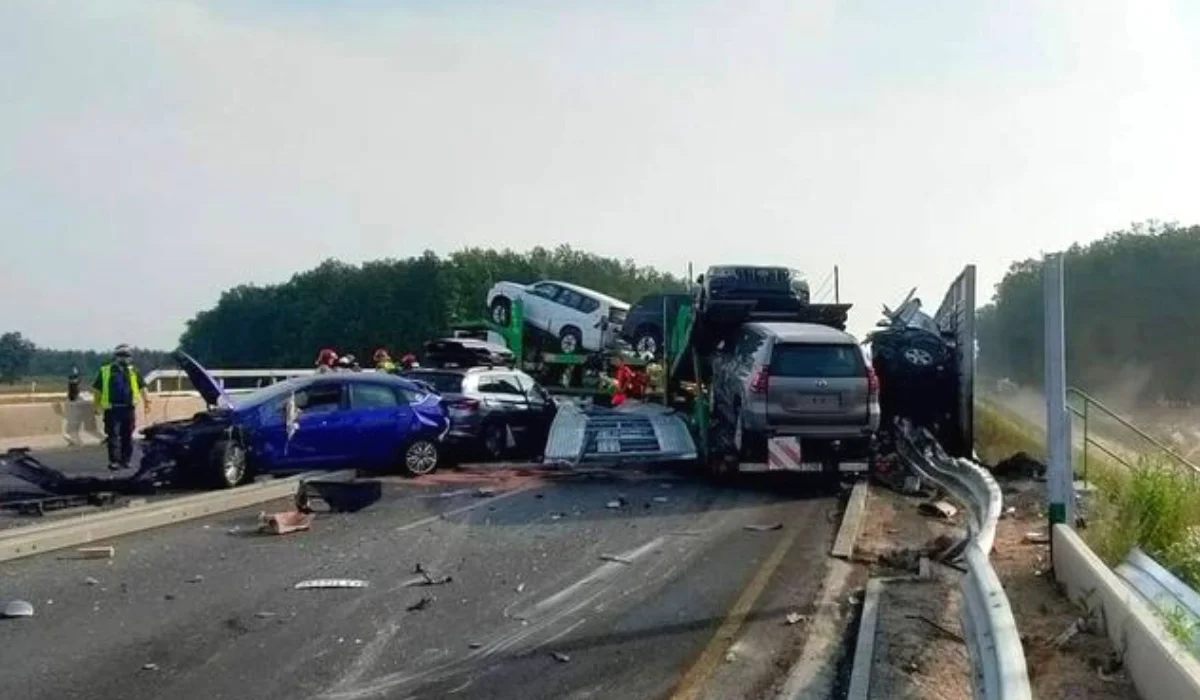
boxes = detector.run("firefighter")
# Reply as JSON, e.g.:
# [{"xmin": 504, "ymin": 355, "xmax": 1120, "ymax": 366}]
[
  {"xmin": 373, "ymin": 348, "xmax": 397, "ymax": 373},
  {"xmin": 315, "ymin": 348, "xmax": 338, "ymax": 374},
  {"xmin": 400, "ymin": 353, "xmax": 420, "ymax": 370},
  {"xmin": 92, "ymin": 344, "xmax": 151, "ymax": 470}
]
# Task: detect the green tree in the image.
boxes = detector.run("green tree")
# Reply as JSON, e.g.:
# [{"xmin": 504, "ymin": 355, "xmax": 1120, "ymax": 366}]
[
  {"xmin": 0, "ymin": 331, "xmax": 37, "ymax": 384},
  {"xmin": 977, "ymin": 221, "xmax": 1200, "ymax": 402},
  {"xmin": 178, "ymin": 246, "xmax": 685, "ymax": 368}
]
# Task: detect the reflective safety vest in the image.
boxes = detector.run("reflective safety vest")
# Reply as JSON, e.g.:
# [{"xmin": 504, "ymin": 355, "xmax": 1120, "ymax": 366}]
[
  {"xmin": 377, "ymin": 360, "xmax": 397, "ymax": 373},
  {"xmin": 97, "ymin": 363, "xmax": 142, "ymax": 409}
]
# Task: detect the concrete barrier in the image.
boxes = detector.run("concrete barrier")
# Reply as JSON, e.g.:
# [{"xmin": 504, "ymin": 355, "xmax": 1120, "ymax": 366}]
[
  {"xmin": 1053, "ymin": 525, "xmax": 1200, "ymax": 699},
  {"xmin": 0, "ymin": 396, "xmax": 207, "ymax": 450}
]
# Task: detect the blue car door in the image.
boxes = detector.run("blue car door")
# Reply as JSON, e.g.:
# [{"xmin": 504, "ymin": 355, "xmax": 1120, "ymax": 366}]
[
  {"xmin": 270, "ymin": 380, "xmax": 353, "ymax": 469},
  {"xmin": 347, "ymin": 381, "xmax": 412, "ymax": 465}
]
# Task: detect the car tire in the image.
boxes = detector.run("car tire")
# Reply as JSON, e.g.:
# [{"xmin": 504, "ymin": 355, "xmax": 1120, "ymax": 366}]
[
  {"xmin": 481, "ymin": 421, "xmax": 506, "ymax": 460},
  {"xmin": 558, "ymin": 326, "xmax": 583, "ymax": 354},
  {"xmin": 208, "ymin": 439, "xmax": 247, "ymax": 489},
  {"xmin": 632, "ymin": 325, "xmax": 661, "ymax": 357},
  {"xmin": 490, "ymin": 297, "xmax": 512, "ymax": 327},
  {"xmin": 402, "ymin": 438, "xmax": 440, "ymax": 476}
]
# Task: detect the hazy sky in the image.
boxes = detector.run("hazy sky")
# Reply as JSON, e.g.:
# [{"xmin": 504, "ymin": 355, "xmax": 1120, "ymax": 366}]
[{"xmin": 3, "ymin": 0, "xmax": 1199, "ymax": 350}]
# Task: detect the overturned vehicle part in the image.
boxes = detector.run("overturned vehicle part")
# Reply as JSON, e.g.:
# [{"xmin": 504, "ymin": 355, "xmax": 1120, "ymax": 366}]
[{"xmin": 544, "ymin": 402, "xmax": 698, "ymax": 465}]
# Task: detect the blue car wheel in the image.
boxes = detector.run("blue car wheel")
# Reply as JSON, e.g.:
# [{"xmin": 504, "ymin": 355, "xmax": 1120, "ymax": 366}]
[{"xmin": 403, "ymin": 438, "xmax": 440, "ymax": 476}]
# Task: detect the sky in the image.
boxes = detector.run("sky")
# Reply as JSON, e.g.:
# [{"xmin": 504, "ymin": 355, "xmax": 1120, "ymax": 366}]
[{"xmin": 2, "ymin": 0, "xmax": 1199, "ymax": 350}]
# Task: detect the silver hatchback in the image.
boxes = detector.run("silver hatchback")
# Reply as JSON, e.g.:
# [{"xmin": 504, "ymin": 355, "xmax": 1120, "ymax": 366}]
[{"xmin": 711, "ymin": 322, "xmax": 880, "ymax": 465}]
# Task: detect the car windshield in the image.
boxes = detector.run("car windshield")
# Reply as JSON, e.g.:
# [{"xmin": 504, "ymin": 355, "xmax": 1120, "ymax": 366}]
[
  {"xmin": 402, "ymin": 371, "xmax": 463, "ymax": 393},
  {"xmin": 770, "ymin": 343, "xmax": 864, "ymax": 378},
  {"xmin": 230, "ymin": 376, "xmax": 313, "ymax": 409}
]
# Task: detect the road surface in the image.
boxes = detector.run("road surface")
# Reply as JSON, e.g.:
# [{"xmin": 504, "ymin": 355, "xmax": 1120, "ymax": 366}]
[{"xmin": 0, "ymin": 464, "xmax": 849, "ymax": 700}]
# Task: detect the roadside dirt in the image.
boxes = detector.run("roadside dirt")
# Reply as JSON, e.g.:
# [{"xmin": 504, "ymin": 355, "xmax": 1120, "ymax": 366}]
[{"xmin": 856, "ymin": 479, "xmax": 1140, "ymax": 700}]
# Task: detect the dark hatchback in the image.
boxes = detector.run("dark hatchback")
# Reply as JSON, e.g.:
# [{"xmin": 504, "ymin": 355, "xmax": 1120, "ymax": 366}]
[
  {"xmin": 401, "ymin": 367, "xmax": 557, "ymax": 460},
  {"xmin": 620, "ymin": 292, "xmax": 691, "ymax": 358}
]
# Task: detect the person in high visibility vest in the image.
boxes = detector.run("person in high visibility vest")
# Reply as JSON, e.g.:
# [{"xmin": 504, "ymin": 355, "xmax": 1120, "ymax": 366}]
[
  {"xmin": 92, "ymin": 344, "xmax": 151, "ymax": 471},
  {"xmin": 373, "ymin": 348, "xmax": 397, "ymax": 373}
]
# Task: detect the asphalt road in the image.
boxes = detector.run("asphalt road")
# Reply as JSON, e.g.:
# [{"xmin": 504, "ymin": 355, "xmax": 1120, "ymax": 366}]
[{"xmin": 0, "ymin": 464, "xmax": 847, "ymax": 700}]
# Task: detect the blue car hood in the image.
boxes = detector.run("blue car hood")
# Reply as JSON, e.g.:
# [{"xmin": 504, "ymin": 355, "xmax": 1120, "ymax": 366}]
[{"xmin": 173, "ymin": 350, "xmax": 235, "ymax": 409}]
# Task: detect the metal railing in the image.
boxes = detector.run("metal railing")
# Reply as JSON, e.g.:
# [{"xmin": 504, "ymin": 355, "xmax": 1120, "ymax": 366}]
[
  {"xmin": 1067, "ymin": 387, "xmax": 1200, "ymax": 480},
  {"xmin": 2, "ymin": 369, "xmax": 316, "ymax": 404},
  {"xmin": 896, "ymin": 422, "xmax": 1032, "ymax": 700}
]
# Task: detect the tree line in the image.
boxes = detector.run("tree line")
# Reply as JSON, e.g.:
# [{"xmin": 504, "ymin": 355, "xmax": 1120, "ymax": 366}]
[
  {"xmin": 977, "ymin": 221, "xmax": 1200, "ymax": 403},
  {"xmin": 0, "ymin": 331, "xmax": 172, "ymax": 384},
  {"xmin": 179, "ymin": 245, "xmax": 685, "ymax": 368}
]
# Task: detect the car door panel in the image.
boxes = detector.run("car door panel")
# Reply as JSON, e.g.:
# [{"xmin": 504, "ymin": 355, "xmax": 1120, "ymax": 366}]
[
  {"xmin": 349, "ymin": 382, "xmax": 413, "ymax": 465},
  {"xmin": 477, "ymin": 373, "xmax": 529, "ymax": 447},
  {"xmin": 253, "ymin": 381, "xmax": 350, "ymax": 470},
  {"xmin": 515, "ymin": 373, "xmax": 556, "ymax": 452}
]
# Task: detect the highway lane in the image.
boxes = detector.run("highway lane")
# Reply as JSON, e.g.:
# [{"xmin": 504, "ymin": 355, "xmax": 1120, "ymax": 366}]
[{"xmin": 0, "ymin": 465, "xmax": 847, "ymax": 700}]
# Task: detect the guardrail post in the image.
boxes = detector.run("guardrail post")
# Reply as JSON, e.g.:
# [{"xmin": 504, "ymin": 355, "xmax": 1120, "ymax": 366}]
[
  {"xmin": 1044, "ymin": 253, "xmax": 1074, "ymax": 527},
  {"xmin": 1082, "ymin": 400, "xmax": 1089, "ymax": 485}
]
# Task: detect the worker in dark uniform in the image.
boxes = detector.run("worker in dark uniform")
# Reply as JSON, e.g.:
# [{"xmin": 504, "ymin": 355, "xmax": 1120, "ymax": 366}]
[
  {"xmin": 67, "ymin": 367, "xmax": 81, "ymax": 402},
  {"xmin": 92, "ymin": 345, "xmax": 151, "ymax": 470}
]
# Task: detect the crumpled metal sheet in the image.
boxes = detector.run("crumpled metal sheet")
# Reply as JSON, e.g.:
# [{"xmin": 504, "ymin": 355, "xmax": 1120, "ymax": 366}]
[{"xmin": 543, "ymin": 402, "xmax": 697, "ymax": 465}]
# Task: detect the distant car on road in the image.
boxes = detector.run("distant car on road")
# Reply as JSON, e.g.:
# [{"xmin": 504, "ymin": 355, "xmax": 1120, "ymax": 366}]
[
  {"xmin": 486, "ymin": 280, "xmax": 629, "ymax": 354},
  {"xmin": 140, "ymin": 352, "xmax": 450, "ymax": 488},
  {"xmin": 401, "ymin": 366, "xmax": 557, "ymax": 460},
  {"xmin": 620, "ymin": 292, "xmax": 691, "ymax": 358},
  {"xmin": 710, "ymin": 322, "xmax": 879, "ymax": 471}
]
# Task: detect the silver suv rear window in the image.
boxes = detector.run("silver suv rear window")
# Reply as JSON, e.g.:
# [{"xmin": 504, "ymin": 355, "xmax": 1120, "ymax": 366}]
[
  {"xmin": 769, "ymin": 344, "xmax": 863, "ymax": 378},
  {"xmin": 402, "ymin": 372, "xmax": 463, "ymax": 393}
]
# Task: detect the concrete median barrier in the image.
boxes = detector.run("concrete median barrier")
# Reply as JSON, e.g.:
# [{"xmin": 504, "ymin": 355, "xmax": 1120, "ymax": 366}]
[{"xmin": 0, "ymin": 396, "xmax": 207, "ymax": 450}]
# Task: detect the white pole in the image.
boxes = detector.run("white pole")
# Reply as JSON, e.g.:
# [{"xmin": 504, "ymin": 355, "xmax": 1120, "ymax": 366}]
[{"xmin": 1044, "ymin": 253, "xmax": 1073, "ymax": 526}]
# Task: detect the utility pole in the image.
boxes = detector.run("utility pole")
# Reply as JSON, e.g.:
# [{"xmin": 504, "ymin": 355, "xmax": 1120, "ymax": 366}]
[
  {"xmin": 833, "ymin": 266, "xmax": 840, "ymax": 304},
  {"xmin": 1044, "ymin": 253, "xmax": 1073, "ymax": 526}
]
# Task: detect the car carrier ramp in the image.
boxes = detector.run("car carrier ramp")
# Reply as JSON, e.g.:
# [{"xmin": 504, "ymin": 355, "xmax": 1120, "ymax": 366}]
[{"xmin": 543, "ymin": 402, "xmax": 697, "ymax": 465}]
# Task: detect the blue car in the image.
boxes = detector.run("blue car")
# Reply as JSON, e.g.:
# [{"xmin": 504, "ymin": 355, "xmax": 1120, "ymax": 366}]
[{"xmin": 140, "ymin": 352, "xmax": 450, "ymax": 488}]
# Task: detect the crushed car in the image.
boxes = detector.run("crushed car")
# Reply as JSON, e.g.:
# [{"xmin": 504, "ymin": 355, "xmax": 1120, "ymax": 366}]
[{"xmin": 139, "ymin": 352, "xmax": 451, "ymax": 487}]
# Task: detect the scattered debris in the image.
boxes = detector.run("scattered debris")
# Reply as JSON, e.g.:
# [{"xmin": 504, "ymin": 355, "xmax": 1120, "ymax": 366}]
[
  {"xmin": 599, "ymin": 554, "xmax": 634, "ymax": 565},
  {"xmin": 744, "ymin": 523, "xmax": 783, "ymax": 532},
  {"xmin": 1024, "ymin": 530, "xmax": 1051, "ymax": 545},
  {"xmin": 992, "ymin": 451, "xmax": 1045, "ymax": 479},
  {"xmin": 1053, "ymin": 618, "xmax": 1085, "ymax": 648},
  {"xmin": 515, "ymin": 583, "xmax": 525, "ymax": 593},
  {"xmin": 296, "ymin": 478, "xmax": 382, "ymax": 513},
  {"xmin": 907, "ymin": 614, "xmax": 965, "ymax": 643},
  {"xmin": 259, "ymin": 510, "xmax": 315, "ymax": 535},
  {"xmin": 187, "ymin": 575, "xmax": 205, "ymax": 584},
  {"xmin": 474, "ymin": 488, "xmax": 496, "ymax": 498},
  {"xmin": 254, "ymin": 611, "xmax": 277, "ymax": 619},
  {"xmin": 142, "ymin": 663, "xmax": 159, "ymax": 672},
  {"xmin": 1002, "ymin": 506, "xmax": 1017, "ymax": 519},
  {"xmin": 551, "ymin": 651, "xmax": 571, "ymax": 663},
  {"xmin": 469, "ymin": 642, "xmax": 483, "ymax": 649},
  {"xmin": 606, "ymin": 500, "xmax": 623, "ymax": 509},
  {"xmin": 549, "ymin": 512, "xmax": 566, "ymax": 520},
  {"xmin": 407, "ymin": 596, "xmax": 433, "ymax": 612},
  {"xmin": 164, "ymin": 593, "xmax": 176, "ymax": 601},
  {"xmin": 652, "ymin": 496, "xmax": 670, "ymax": 503},
  {"xmin": 918, "ymin": 500, "xmax": 958, "ymax": 519},
  {"xmin": 405, "ymin": 564, "xmax": 453, "ymax": 587},
  {"xmin": 2, "ymin": 600, "xmax": 34, "ymax": 619},
  {"xmin": 785, "ymin": 612, "xmax": 805, "ymax": 625},
  {"xmin": 294, "ymin": 579, "xmax": 369, "ymax": 590},
  {"xmin": 724, "ymin": 650, "xmax": 737, "ymax": 662},
  {"xmin": 84, "ymin": 576, "xmax": 100, "ymax": 586},
  {"xmin": 67, "ymin": 546, "xmax": 115, "ymax": 560}
]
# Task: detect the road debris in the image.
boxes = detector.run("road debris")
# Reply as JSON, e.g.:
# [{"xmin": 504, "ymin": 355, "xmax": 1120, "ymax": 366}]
[
  {"xmin": 294, "ymin": 579, "xmax": 369, "ymax": 590},
  {"xmin": 254, "ymin": 611, "xmax": 277, "ymax": 619},
  {"xmin": 551, "ymin": 651, "xmax": 571, "ymax": 663},
  {"xmin": 724, "ymin": 650, "xmax": 737, "ymax": 662},
  {"xmin": 599, "ymin": 554, "xmax": 634, "ymax": 565},
  {"xmin": 469, "ymin": 642, "xmax": 483, "ymax": 649},
  {"xmin": 187, "ymin": 575, "xmax": 205, "ymax": 584},
  {"xmin": 474, "ymin": 488, "xmax": 496, "ymax": 498},
  {"xmin": 407, "ymin": 596, "xmax": 433, "ymax": 612},
  {"xmin": 405, "ymin": 564, "xmax": 453, "ymax": 587},
  {"xmin": 918, "ymin": 500, "xmax": 958, "ymax": 519},
  {"xmin": 2, "ymin": 600, "xmax": 34, "ymax": 619},
  {"xmin": 259, "ymin": 510, "xmax": 314, "ymax": 535},
  {"xmin": 907, "ymin": 613, "xmax": 964, "ymax": 643},
  {"xmin": 1024, "ymin": 530, "xmax": 1051, "ymax": 544},
  {"xmin": 1053, "ymin": 617, "xmax": 1085, "ymax": 648},
  {"xmin": 785, "ymin": 612, "xmax": 805, "ymax": 625},
  {"xmin": 606, "ymin": 500, "xmax": 623, "ymax": 509},
  {"xmin": 65, "ymin": 546, "xmax": 115, "ymax": 560},
  {"xmin": 549, "ymin": 512, "xmax": 566, "ymax": 520},
  {"xmin": 84, "ymin": 576, "xmax": 100, "ymax": 586},
  {"xmin": 652, "ymin": 496, "xmax": 670, "ymax": 503},
  {"xmin": 743, "ymin": 523, "xmax": 783, "ymax": 532},
  {"xmin": 515, "ymin": 583, "xmax": 525, "ymax": 593},
  {"xmin": 142, "ymin": 663, "xmax": 159, "ymax": 672}
]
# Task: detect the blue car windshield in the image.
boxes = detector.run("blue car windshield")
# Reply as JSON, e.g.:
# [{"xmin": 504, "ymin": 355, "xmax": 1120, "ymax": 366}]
[{"xmin": 231, "ymin": 377, "xmax": 312, "ymax": 410}]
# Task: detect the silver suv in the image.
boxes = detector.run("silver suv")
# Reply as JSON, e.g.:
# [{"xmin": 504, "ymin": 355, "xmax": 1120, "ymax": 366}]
[{"xmin": 711, "ymin": 322, "xmax": 880, "ymax": 467}]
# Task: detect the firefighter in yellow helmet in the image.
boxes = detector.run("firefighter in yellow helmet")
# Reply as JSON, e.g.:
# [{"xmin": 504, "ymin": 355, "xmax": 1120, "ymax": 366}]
[{"xmin": 92, "ymin": 344, "xmax": 152, "ymax": 470}]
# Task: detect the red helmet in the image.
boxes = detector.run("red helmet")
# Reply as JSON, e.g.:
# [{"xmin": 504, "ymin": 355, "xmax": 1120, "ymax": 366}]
[{"xmin": 316, "ymin": 348, "xmax": 338, "ymax": 366}]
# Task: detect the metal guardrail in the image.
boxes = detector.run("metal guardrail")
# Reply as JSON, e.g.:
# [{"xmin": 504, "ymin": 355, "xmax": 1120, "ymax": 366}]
[
  {"xmin": 1117, "ymin": 548, "xmax": 1200, "ymax": 657},
  {"xmin": 1067, "ymin": 387, "xmax": 1200, "ymax": 479},
  {"xmin": 896, "ymin": 422, "xmax": 1032, "ymax": 700},
  {"xmin": 3, "ymin": 369, "xmax": 316, "ymax": 402}
]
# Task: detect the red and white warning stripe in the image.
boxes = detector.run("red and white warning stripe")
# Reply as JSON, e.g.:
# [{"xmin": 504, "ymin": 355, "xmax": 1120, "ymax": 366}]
[{"xmin": 767, "ymin": 437, "xmax": 803, "ymax": 471}]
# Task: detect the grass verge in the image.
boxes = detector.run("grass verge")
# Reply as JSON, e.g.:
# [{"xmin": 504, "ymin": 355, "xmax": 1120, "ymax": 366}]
[{"xmin": 975, "ymin": 398, "xmax": 1200, "ymax": 590}]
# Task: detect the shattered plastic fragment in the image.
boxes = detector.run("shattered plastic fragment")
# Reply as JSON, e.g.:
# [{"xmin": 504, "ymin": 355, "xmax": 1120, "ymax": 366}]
[
  {"xmin": 743, "ymin": 523, "xmax": 783, "ymax": 532},
  {"xmin": 599, "ymin": 554, "xmax": 633, "ymax": 565},
  {"xmin": 84, "ymin": 576, "xmax": 100, "ymax": 586},
  {"xmin": 407, "ymin": 596, "xmax": 433, "ymax": 612},
  {"xmin": 785, "ymin": 612, "xmax": 804, "ymax": 625},
  {"xmin": 2, "ymin": 600, "xmax": 34, "ymax": 618},
  {"xmin": 294, "ymin": 579, "xmax": 369, "ymax": 590},
  {"xmin": 551, "ymin": 651, "xmax": 571, "ymax": 663},
  {"xmin": 142, "ymin": 663, "xmax": 159, "ymax": 672}
]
